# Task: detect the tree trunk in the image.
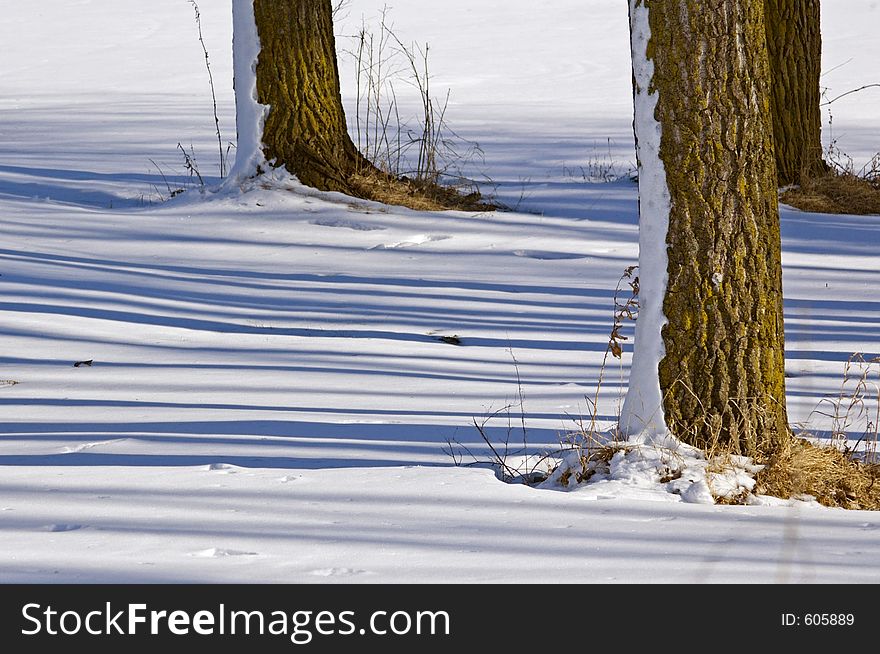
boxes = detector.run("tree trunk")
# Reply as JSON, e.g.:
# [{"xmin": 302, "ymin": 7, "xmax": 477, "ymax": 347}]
[
  {"xmin": 622, "ymin": 0, "xmax": 789, "ymax": 455},
  {"xmin": 765, "ymin": 0, "xmax": 825, "ymax": 186},
  {"xmin": 252, "ymin": 0, "xmax": 371, "ymax": 194}
]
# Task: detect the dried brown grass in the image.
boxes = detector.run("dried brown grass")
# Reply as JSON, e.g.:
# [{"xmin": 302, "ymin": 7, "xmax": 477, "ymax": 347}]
[
  {"xmin": 780, "ymin": 153, "xmax": 880, "ymax": 215},
  {"xmin": 351, "ymin": 169, "xmax": 496, "ymax": 212},
  {"xmin": 781, "ymin": 171, "xmax": 880, "ymax": 215},
  {"xmin": 755, "ymin": 437, "xmax": 880, "ymax": 510},
  {"xmin": 662, "ymin": 373, "xmax": 880, "ymax": 509},
  {"xmin": 750, "ymin": 354, "xmax": 880, "ymax": 509}
]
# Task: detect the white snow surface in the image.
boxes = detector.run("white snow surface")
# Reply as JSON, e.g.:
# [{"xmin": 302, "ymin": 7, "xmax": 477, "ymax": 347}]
[
  {"xmin": 619, "ymin": 0, "xmax": 670, "ymax": 436},
  {"xmin": 1, "ymin": 0, "xmax": 880, "ymax": 583}
]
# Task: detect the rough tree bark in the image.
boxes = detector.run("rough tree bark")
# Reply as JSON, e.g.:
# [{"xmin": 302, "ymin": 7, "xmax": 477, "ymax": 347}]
[
  {"xmin": 251, "ymin": 0, "xmax": 372, "ymax": 194},
  {"xmin": 765, "ymin": 0, "xmax": 825, "ymax": 186},
  {"xmin": 622, "ymin": 0, "xmax": 790, "ymax": 455}
]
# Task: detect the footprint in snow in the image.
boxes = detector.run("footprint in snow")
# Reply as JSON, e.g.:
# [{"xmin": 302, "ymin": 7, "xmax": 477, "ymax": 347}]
[
  {"xmin": 371, "ymin": 234, "xmax": 450, "ymax": 249},
  {"xmin": 61, "ymin": 438, "xmax": 127, "ymax": 454},
  {"xmin": 190, "ymin": 548, "xmax": 259, "ymax": 558},
  {"xmin": 205, "ymin": 463, "xmax": 239, "ymax": 473},
  {"xmin": 45, "ymin": 524, "xmax": 84, "ymax": 532},
  {"xmin": 310, "ymin": 568, "xmax": 368, "ymax": 577},
  {"xmin": 310, "ymin": 218, "xmax": 385, "ymax": 231},
  {"xmin": 513, "ymin": 249, "xmax": 589, "ymax": 260}
]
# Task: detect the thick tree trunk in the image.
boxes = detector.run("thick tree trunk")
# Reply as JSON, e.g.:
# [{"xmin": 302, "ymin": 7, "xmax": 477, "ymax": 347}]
[
  {"xmin": 622, "ymin": 0, "xmax": 789, "ymax": 455},
  {"xmin": 765, "ymin": 0, "xmax": 825, "ymax": 186},
  {"xmin": 252, "ymin": 0, "xmax": 371, "ymax": 194}
]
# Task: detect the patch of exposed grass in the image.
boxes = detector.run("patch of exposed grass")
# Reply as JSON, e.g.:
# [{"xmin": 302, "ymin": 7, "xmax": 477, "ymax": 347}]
[
  {"xmin": 350, "ymin": 169, "xmax": 496, "ymax": 212},
  {"xmin": 756, "ymin": 437, "xmax": 880, "ymax": 510},
  {"xmin": 780, "ymin": 168, "xmax": 880, "ymax": 215},
  {"xmin": 755, "ymin": 352, "xmax": 880, "ymax": 510}
]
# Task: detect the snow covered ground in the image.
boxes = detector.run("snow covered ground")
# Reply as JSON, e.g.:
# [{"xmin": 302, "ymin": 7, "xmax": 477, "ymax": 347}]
[{"xmin": 1, "ymin": 0, "xmax": 879, "ymax": 583}]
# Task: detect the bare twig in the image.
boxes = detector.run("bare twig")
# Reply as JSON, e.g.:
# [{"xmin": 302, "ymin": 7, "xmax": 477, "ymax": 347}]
[
  {"xmin": 177, "ymin": 143, "xmax": 205, "ymax": 188},
  {"xmin": 189, "ymin": 0, "xmax": 225, "ymax": 178},
  {"xmin": 472, "ymin": 414, "xmax": 521, "ymax": 482},
  {"xmin": 821, "ymin": 83, "xmax": 880, "ymax": 106},
  {"xmin": 508, "ymin": 344, "xmax": 529, "ymax": 456},
  {"xmin": 808, "ymin": 353, "xmax": 880, "ymax": 462},
  {"xmin": 332, "ymin": 0, "xmax": 351, "ymax": 20},
  {"xmin": 589, "ymin": 265, "xmax": 639, "ymax": 435},
  {"xmin": 148, "ymin": 158, "xmax": 176, "ymax": 199},
  {"xmin": 344, "ymin": 7, "xmax": 484, "ymax": 189}
]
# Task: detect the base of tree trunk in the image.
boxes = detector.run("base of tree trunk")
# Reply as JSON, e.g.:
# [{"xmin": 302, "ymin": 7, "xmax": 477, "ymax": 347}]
[
  {"xmin": 627, "ymin": 0, "xmax": 791, "ymax": 455},
  {"xmin": 348, "ymin": 170, "xmax": 496, "ymax": 212}
]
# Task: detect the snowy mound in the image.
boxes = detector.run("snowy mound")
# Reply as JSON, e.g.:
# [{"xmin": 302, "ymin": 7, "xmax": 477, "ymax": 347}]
[{"xmin": 539, "ymin": 433, "xmax": 764, "ymax": 505}]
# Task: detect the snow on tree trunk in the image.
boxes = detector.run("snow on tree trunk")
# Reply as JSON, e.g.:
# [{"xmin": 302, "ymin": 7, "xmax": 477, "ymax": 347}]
[
  {"xmin": 229, "ymin": 0, "xmax": 373, "ymax": 193},
  {"xmin": 228, "ymin": 0, "xmax": 268, "ymax": 183},
  {"xmin": 619, "ymin": 0, "xmax": 671, "ymax": 438},
  {"xmin": 765, "ymin": 0, "xmax": 825, "ymax": 186},
  {"xmin": 621, "ymin": 0, "xmax": 790, "ymax": 455}
]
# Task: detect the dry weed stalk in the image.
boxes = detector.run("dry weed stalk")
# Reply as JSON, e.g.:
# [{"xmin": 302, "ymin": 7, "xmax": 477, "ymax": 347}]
[
  {"xmin": 343, "ymin": 6, "xmax": 491, "ymax": 211},
  {"xmin": 810, "ymin": 353, "xmax": 880, "ymax": 462},
  {"xmin": 188, "ymin": 0, "xmax": 226, "ymax": 178},
  {"xmin": 580, "ymin": 265, "xmax": 639, "ymax": 438},
  {"xmin": 563, "ymin": 138, "xmax": 638, "ymax": 183},
  {"xmin": 554, "ymin": 266, "xmax": 641, "ymax": 478},
  {"xmin": 756, "ymin": 354, "xmax": 880, "ymax": 509}
]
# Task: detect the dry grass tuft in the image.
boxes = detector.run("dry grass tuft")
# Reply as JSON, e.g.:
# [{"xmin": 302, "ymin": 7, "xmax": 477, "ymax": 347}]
[
  {"xmin": 658, "ymin": 371, "xmax": 880, "ymax": 509},
  {"xmin": 756, "ymin": 437, "xmax": 880, "ymax": 510},
  {"xmin": 664, "ymin": 384, "xmax": 786, "ymax": 461},
  {"xmin": 719, "ymin": 353, "xmax": 880, "ymax": 509},
  {"xmin": 780, "ymin": 170, "xmax": 880, "ymax": 215},
  {"xmin": 780, "ymin": 152, "xmax": 880, "ymax": 215},
  {"xmin": 351, "ymin": 169, "xmax": 496, "ymax": 212}
]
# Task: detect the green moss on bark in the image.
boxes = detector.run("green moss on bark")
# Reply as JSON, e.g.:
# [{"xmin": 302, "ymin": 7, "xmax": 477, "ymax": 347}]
[
  {"xmin": 253, "ymin": 0, "xmax": 373, "ymax": 194},
  {"xmin": 765, "ymin": 0, "xmax": 825, "ymax": 186},
  {"xmin": 645, "ymin": 0, "xmax": 789, "ymax": 454}
]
